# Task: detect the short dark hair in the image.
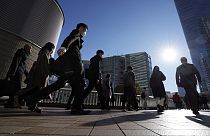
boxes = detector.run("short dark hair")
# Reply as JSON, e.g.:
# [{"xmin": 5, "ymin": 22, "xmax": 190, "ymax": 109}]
[
  {"xmin": 96, "ymin": 50, "xmax": 104, "ymax": 55},
  {"xmin": 42, "ymin": 42, "xmax": 55, "ymax": 52},
  {"xmin": 76, "ymin": 23, "xmax": 88, "ymax": 30},
  {"xmin": 105, "ymin": 74, "xmax": 111, "ymax": 78},
  {"xmin": 180, "ymin": 57, "xmax": 187, "ymax": 63},
  {"xmin": 127, "ymin": 66, "xmax": 133, "ymax": 70}
]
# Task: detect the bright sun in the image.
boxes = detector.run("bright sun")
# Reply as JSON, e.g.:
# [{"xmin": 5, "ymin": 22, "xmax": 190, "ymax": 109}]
[{"xmin": 162, "ymin": 47, "xmax": 177, "ymax": 62}]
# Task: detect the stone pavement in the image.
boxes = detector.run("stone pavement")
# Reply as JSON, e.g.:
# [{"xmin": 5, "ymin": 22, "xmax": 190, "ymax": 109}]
[{"xmin": 0, "ymin": 107, "xmax": 210, "ymax": 136}]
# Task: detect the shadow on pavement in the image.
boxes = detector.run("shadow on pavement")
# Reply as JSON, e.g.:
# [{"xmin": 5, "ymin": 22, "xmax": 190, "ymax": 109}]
[
  {"xmin": 0, "ymin": 107, "xmax": 124, "ymax": 117},
  {"xmin": 82, "ymin": 111, "xmax": 160, "ymax": 126},
  {"xmin": 185, "ymin": 114, "xmax": 210, "ymax": 128}
]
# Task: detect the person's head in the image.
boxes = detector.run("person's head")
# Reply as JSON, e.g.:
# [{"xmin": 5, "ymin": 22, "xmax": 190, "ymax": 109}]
[
  {"xmin": 76, "ymin": 23, "xmax": 88, "ymax": 37},
  {"xmin": 105, "ymin": 73, "xmax": 111, "ymax": 78},
  {"xmin": 127, "ymin": 65, "xmax": 133, "ymax": 71},
  {"xmin": 42, "ymin": 42, "xmax": 55, "ymax": 55},
  {"xmin": 175, "ymin": 92, "xmax": 178, "ymax": 95},
  {"xmin": 24, "ymin": 44, "xmax": 32, "ymax": 55},
  {"xmin": 57, "ymin": 47, "xmax": 66, "ymax": 57},
  {"xmin": 153, "ymin": 66, "xmax": 159, "ymax": 72},
  {"xmin": 96, "ymin": 50, "xmax": 104, "ymax": 58},
  {"xmin": 180, "ymin": 57, "xmax": 187, "ymax": 64}
]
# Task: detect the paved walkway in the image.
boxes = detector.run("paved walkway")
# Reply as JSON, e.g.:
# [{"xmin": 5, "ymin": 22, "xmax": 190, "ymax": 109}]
[{"xmin": 0, "ymin": 107, "xmax": 210, "ymax": 136}]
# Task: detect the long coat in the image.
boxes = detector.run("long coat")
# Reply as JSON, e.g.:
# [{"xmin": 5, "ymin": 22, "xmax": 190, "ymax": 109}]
[
  {"xmin": 27, "ymin": 49, "xmax": 50, "ymax": 89},
  {"xmin": 7, "ymin": 48, "xmax": 29, "ymax": 80},
  {"xmin": 150, "ymin": 71, "xmax": 166, "ymax": 98}
]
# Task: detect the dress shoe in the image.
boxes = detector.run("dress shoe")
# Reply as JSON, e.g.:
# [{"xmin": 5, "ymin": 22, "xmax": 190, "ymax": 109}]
[{"xmin": 193, "ymin": 110, "xmax": 200, "ymax": 115}]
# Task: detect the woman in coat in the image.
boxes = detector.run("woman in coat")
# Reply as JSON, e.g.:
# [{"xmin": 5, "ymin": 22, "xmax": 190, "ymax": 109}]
[{"xmin": 150, "ymin": 66, "xmax": 166, "ymax": 112}]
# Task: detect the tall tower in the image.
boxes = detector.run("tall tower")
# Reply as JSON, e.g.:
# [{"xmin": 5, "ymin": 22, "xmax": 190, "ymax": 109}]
[
  {"xmin": 174, "ymin": 0, "xmax": 210, "ymax": 92},
  {"xmin": 125, "ymin": 52, "xmax": 152, "ymax": 95},
  {"xmin": 0, "ymin": 0, "xmax": 64, "ymax": 79},
  {"xmin": 101, "ymin": 56, "xmax": 125, "ymax": 88}
]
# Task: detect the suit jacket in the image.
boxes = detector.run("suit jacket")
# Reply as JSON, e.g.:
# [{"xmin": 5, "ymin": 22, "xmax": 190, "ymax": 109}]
[
  {"xmin": 176, "ymin": 63, "xmax": 201, "ymax": 88},
  {"xmin": 87, "ymin": 55, "xmax": 102, "ymax": 81},
  {"xmin": 52, "ymin": 31, "xmax": 83, "ymax": 76}
]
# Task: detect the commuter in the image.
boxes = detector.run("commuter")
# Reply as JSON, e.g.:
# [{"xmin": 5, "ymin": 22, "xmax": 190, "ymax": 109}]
[
  {"xmin": 176, "ymin": 57, "xmax": 201, "ymax": 115},
  {"xmin": 150, "ymin": 66, "xmax": 166, "ymax": 113}
]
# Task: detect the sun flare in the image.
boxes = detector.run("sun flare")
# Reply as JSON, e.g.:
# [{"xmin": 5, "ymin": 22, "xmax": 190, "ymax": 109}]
[{"xmin": 162, "ymin": 47, "xmax": 177, "ymax": 62}]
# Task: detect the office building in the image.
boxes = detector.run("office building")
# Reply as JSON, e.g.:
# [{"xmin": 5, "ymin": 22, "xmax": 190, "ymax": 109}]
[
  {"xmin": 0, "ymin": 0, "xmax": 64, "ymax": 79},
  {"xmin": 174, "ymin": 0, "xmax": 210, "ymax": 92}
]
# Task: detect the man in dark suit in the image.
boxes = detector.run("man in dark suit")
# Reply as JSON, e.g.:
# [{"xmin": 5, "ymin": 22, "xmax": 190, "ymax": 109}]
[
  {"xmin": 26, "ymin": 23, "xmax": 90, "ymax": 115},
  {"xmin": 176, "ymin": 57, "xmax": 202, "ymax": 115},
  {"xmin": 4, "ymin": 44, "xmax": 32, "ymax": 108},
  {"xmin": 83, "ymin": 50, "xmax": 106, "ymax": 109}
]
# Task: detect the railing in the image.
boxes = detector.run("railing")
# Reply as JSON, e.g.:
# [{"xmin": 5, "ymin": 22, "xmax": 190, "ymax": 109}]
[{"xmin": 41, "ymin": 88, "xmax": 175, "ymax": 108}]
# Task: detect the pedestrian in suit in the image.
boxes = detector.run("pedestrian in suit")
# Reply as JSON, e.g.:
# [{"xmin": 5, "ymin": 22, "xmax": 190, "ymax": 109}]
[
  {"xmin": 83, "ymin": 50, "xmax": 106, "ymax": 109},
  {"xmin": 14, "ymin": 42, "xmax": 55, "ymax": 112},
  {"xmin": 122, "ymin": 66, "xmax": 138, "ymax": 111},
  {"xmin": 150, "ymin": 66, "xmax": 166, "ymax": 113},
  {"xmin": 176, "ymin": 57, "xmax": 201, "ymax": 114},
  {"xmin": 25, "ymin": 23, "xmax": 90, "ymax": 115},
  {"xmin": 4, "ymin": 44, "xmax": 32, "ymax": 108}
]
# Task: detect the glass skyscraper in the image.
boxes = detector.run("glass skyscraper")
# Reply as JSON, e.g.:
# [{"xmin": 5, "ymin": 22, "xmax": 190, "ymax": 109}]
[{"xmin": 174, "ymin": 0, "xmax": 210, "ymax": 92}]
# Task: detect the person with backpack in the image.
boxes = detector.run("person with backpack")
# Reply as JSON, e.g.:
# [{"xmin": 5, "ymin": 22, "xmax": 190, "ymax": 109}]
[{"xmin": 176, "ymin": 57, "xmax": 201, "ymax": 115}]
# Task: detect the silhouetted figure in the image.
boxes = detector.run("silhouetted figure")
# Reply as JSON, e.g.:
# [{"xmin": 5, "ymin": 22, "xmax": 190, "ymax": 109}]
[
  {"xmin": 164, "ymin": 95, "xmax": 169, "ymax": 109},
  {"xmin": 172, "ymin": 92, "xmax": 182, "ymax": 109},
  {"xmin": 200, "ymin": 94, "xmax": 209, "ymax": 110},
  {"xmin": 4, "ymin": 44, "xmax": 32, "ymax": 108},
  {"xmin": 102, "ymin": 74, "xmax": 112, "ymax": 110},
  {"xmin": 184, "ymin": 94, "xmax": 190, "ymax": 109},
  {"xmin": 122, "ymin": 66, "xmax": 138, "ymax": 111},
  {"xmin": 110, "ymin": 82, "xmax": 115, "ymax": 107},
  {"xmin": 150, "ymin": 66, "xmax": 166, "ymax": 113},
  {"xmin": 141, "ymin": 88, "xmax": 147, "ymax": 110},
  {"xmin": 83, "ymin": 50, "xmax": 106, "ymax": 109},
  {"xmin": 25, "ymin": 23, "xmax": 90, "ymax": 115},
  {"xmin": 14, "ymin": 42, "xmax": 55, "ymax": 112},
  {"xmin": 176, "ymin": 57, "xmax": 201, "ymax": 115}
]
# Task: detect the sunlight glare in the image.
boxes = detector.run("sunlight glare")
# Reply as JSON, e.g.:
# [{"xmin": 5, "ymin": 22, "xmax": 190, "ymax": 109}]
[{"xmin": 162, "ymin": 47, "xmax": 177, "ymax": 62}]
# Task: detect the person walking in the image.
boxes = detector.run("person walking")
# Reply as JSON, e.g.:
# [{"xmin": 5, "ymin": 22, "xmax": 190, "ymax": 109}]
[
  {"xmin": 172, "ymin": 92, "xmax": 182, "ymax": 109},
  {"xmin": 102, "ymin": 74, "xmax": 112, "ymax": 110},
  {"xmin": 141, "ymin": 88, "xmax": 147, "ymax": 110},
  {"xmin": 122, "ymin": 66, "xmax": 139, "ymax": 111},
  {"xmin": 25, "ymin": 23, "xmax": 90, "ymax": 115},
  {"xmin": 14, "ymin": 42, "xmax": 55, "ymax": 112},
  {"xmin": 150, "ymin": 66, "xmax": 166, "ymax": 113},
  {"xmin": 4, "ymin": 44, "xmax": 32, "ymax": 108},
  {"xmin": 176, "ymin": 57, "xmax": 201, "ymax": 115},
  {"xmin": 83, "ymin": 50, "xmax": 106, "ymax": 109}
]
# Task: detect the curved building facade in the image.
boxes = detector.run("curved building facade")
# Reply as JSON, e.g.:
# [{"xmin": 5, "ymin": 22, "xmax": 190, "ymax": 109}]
[
  {"xmin": 0, "ymin": 0, "xmax": 64, "ymax": 79},
  {"xmin": 174, "ymin": 0, "xmax": 210, "ymax": 92}
]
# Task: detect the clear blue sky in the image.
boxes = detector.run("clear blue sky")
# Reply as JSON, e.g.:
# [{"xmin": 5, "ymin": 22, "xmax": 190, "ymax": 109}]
[{"xmin": 56, "ymin": 0, "xmax": 192, "ymax": 93}]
